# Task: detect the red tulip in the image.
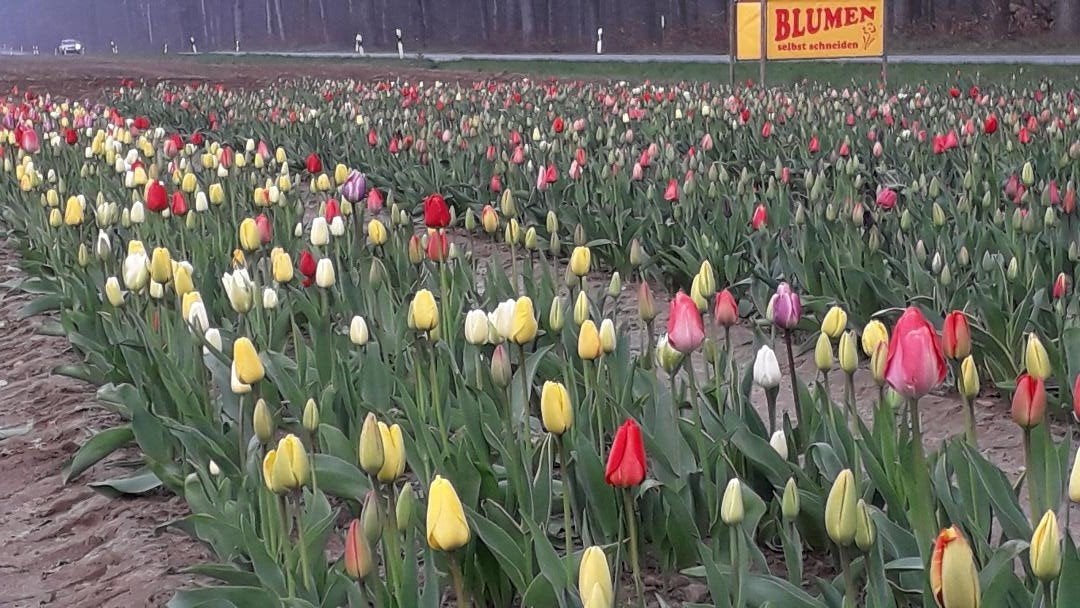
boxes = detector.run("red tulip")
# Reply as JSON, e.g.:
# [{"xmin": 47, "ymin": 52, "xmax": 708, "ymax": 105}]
[
  {"xmin": 932, "ymin": 135, "xmax": 946, "ymax": 155},
  {"xmin": 367, "ymin": 129, "xmax": 379, "ymax": 147},
  {"xmin": 663, "ymin": 179, "xmax": 679, "ymax": 202},
  {"xmin": 876, "ymin": 187, "xmax": 897, "ymax": 210},
  {"xmin": 739, "ymin": 108, "xmax": 751, "ymax": 123},
  {"xmin": 163, "ymin": 134, "xmax": 182, "ymax": 158},
  {"xmin": 984, "ymin": 114, "xmax": 998, "ymax": 134},
  {"xmin": 133, "ymin": 116, "xmax": 151, "ymax": 130},
  {"xmin": 367, "ymin": 188, "xmax": 384, "ymax": 213},
  {"xmin": 485, "ymin": 145, "xmax": 497, "ymax": 161},
  {"xmin": 942, "ymin": 311, "xmax": 971, "ymax": 360},
  {"xmin": 948, "ymin": 87, "xmax": 961, "ymax": 98},
  {"xmin": 552, "ymin": 117, "xmax": 565, "ymax": 133},
  {"xmin": 1065, "ymin": 186, "xmax": 1077, "ymax": 215},
  {"xmin": 298, "ymin": 250, "xmax": 317, "ymax": 287},
  {"xmin": 713, "ymin": 289, "xmax": 738, "ymax": 327},
  {"xmin": 170, "ymin": 191, "xmax": 189, "ymax": 216},
  {"xmin": 761, "ymin": 121, "xmax": 773, "ymax": 138},
  {"xmin": 944, "ymin": 130, "xmax": 959, "ymax": 150},
  {"xmin": 808, "ymin": 135, "xmax": 820, "ymax": 153},
  {"xmin": 1019, "ymin": 127, "xmax": 1031, "ymax": 145},
  {"xmin": 838, "ymin": 142, "xmax": 850, "ymax": 157},
  {"xmin": 751, "ymin": 204, "xmax": 767, "ymax": 230},
  {"xmin": 423, "ymin": 193, "xmax": 451, "ymax": 228},
  {"xmin": 145, "ymin": 181, "xmax": 169, "ymax": 213},
  {"xmin": 306, "ymin": 153, "xmax": 322, "ymax": 174},
  {"xmin": 324, "ymin": 198, "xmax": 341, "ymax": 222},
  {"xmin": 544, "ymin": 164, "xmax": 558, "ymax": 183},
  {"xmin": 426, "ymin": 230, "xmax": 449, "ymax": 262},
  {"xmin": 189, "ymin": 132, "xmax": 204, "ymax": 146},
  {"xmin": 1072, "ymin": 375, "xmax": 1080, "ymax": 421},
  {"xmin": 884, "ymin": 307, "xmax": 946, "ymax": 399},
  {"xmin": 1011, "ymin": 373, "xmax": 1046, "ymax": 428},
  {"xmin": 19, "ymin": 128, "xmax": 39, "ymax": 153},
  {"xmin": 1054, "ymin": 273, "xmax": 1068, "ymax": 299},
  {"xmin": 255, "ymin": 214, "xmax": 272, "ymax": 244},
  {"xmin": 64, "ymin": 128, "xmax": 78, "ymax": 145},
  {"xmin": 605, "ymin": 418, "xmax": 646, "ymax": 487},
  {"xmin": 969, "ymin": 85, "xmax": 980, "ymax": 99},
  {"xmin": 667, "ymin": 292, "xmax": 705, "ymax": 354},
  {"xmin": 489, "ymin": 174, "xmax": 502, "ymax": 192},
  {"xmin": 219, "ymin": 146, "xmax": 234, "ymax": 169}
]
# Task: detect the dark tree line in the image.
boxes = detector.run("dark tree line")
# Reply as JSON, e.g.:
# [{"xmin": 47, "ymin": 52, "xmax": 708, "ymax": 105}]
[{"xmin": 1, "ymin": 0, "xmax": 1077, "ymax": 54}]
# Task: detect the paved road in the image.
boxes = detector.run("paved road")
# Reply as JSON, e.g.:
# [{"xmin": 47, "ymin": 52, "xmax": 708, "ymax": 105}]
[{"xmin": 201, "ymin": 50, "xmax": 1080, "ymax": 65}]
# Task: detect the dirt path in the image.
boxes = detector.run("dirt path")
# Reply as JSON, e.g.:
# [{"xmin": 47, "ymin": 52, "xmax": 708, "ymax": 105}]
[{"xmin": 0, "ymin": 241, "xmax": 208, "ymax": 608}]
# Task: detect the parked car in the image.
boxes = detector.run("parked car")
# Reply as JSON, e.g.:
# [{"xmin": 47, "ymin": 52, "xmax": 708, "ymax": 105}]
[{"xmin": 57, "ymin": 39, "xmax": 84, "ymax": 55}]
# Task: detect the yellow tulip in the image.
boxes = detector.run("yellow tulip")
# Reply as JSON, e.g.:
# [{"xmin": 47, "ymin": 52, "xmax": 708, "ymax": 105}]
[
  {"xmin": 426, "ymin": 475, "xmax": 470, "ymax": 551},
  {"xmin": 262, "ymin": 449, "xmax": 282, "ymax": 493},
  {"xmin": 697, "ymin": 260, "xmax": 716, "ymax": 297},
  {"xmin": 104, "ymin": 277, "xmax": 124, "ymax": 307},
  {"xmin": 63, "ymin": 196, "xmax": 84, "ymax": 226},
  {"xmin": 958, "ymin": 356, "xmax": 980, "ymax": 399},
  {"xmin": 821, "ymin": 306, "xmax": 847, "ymax": 339},
  {"xmin": 270, "ymin": 434, "xmax": 310, "ymax": 493},
  {"xmin": 208, "ymin": 183, "xmax": 225, "ymax": 205},
  {"xmin": 48, "ymin": 208, "xmax": 62, "ymax": 227},
  {"xmin": 1069, "ymin": 446, "xmax": 1080, "ymax": 504},
  {"xmin": 814, "ymin": 333, "xmax": 834, "ymax": 372},
  {"xmin": 149, "ymin": 247, "xmax": 173, "ymax": 284},
  {"xmin": 870, "ymin": 342, "xmax": 887, "ymax": 386},
  {"xmin": 376, "ymin": 422, "xmax": 406, "ymax": 483},
  {"xmin": 861, "ymin": 320, "xmax": 889, "ymax": 356},
  {"xmin": 838, "ymin": 330, "xmax": 858, "ymax": 374},
  {"xmin": 825, "ymin": 469, "xmax": 857, "ymax": 546},
  {"xmin": 334, "ymin": 163, "xmax": 348, "ymax": 185},
  {"xmin": 510, "ymin": 296, "xmax": 538, "ymax": 344},
  {"xmin": 1030, "ymin": 510, "xmax": 1061, "ymax": 581},
  {"xmin": 253, "ymin": 398, "xmax": 274, "ymax": 444},
  {"xmin": 578, "ymin": 320, "xmax": 602, "ymax": 361},
  {"xmin": 232, "ymin": 337, "xmax": 265, "ymax": 384},
  {"xmin": 238, "ymin": 218, "xmax": 260, "ymax": 251},
  {"xmin": 367, "ymin": 219, "xmax": 388, "ymax": 246},
  {"xmin": 181, "ymin": 292, "xmax": 202, "ymax": 322},
  {"xmin": 578, "ymin": 546, "xmax": 613, "ymax": 608},
  {"xmin": 268, "ymin": 251, "xmax": 292, "ymax": 284},
  {"xmin": 569, "ymin": 246, "xmax": 592, "ymax": 277},
  {"xmin": 930, "ymin": 526, "xmax": 981, "ymax": 608},
  {"xmin": 1025, "ymin": 334, "xmax": 1051, "ymax": 380},
  {"xmin": 412, "ymin": 289, "xmax": 439, "ymax": 332},
  {"xmin": 540, "ymin": 381, "xmax": 572, "ymax": 435},
  {"xmin": 181, "ymin": 172, "xmax": 197, "ymax": 193}
]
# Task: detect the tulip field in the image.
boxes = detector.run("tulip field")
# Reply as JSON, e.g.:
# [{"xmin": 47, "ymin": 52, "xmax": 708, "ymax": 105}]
[{"xmin": 6, "ymin": 58, "xmax": 1080, "ymax": 608}]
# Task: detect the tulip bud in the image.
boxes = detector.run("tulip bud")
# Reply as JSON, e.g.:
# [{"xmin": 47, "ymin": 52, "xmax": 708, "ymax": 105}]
[
  {"xmin": 301, "ymin": 398, "xmax": 319, "ymax": 433},
  {"xmin": 574, "ymin": 291, "xmax": 590, "ymax": 326},
  {"xmin": 629, "ymin": 239, "xmax": 645, "ymax": 268},
  {"xmin": 958, "ymin": 356, "xmax": 980, "ymax": 399},
  {"xmin": 1025, "ymin": 333, "xmax": 1051, "ymax": 380},
  {"xmin": 545, "ymin": 210, "xmax": 558, "ymax": 234},
  {"xmin": 577, "ymin": 320, "xmax": 602, "ymax": 361},
  {"xmin": 1030, "ymin": 510, "xmax": 1061, "ymax": 582},
  {"xmin": 358, "ymin": 413, "xmax": 385, "ymax": 476},
  {"xmin": 870, "ymin": 341, "xmax": 888, "ymax": 385},
  {"xmin": 838, "ymin": 331, "xmax": 858, "ymax": 374},
  {"xmin": 491, "ymin": 344, "xmax": 512, "ymax": 387},
  {"xmin": 574, "ymin": 223, "xmax": 586, "ymax": 247},
  {"xmin": 350, "ymin": 316, "xmax": 370, "ymax": 346},
  {"xmin": 781, "ymin": 478, "xmax": 800, "ymax": 520},
  {"xmin": 104, "ymin": 276, "xmax": 124, "ymax": 307},
  {"xmin": 607, "ymin": 272, "xmax": 622, "ymax": 298},
  {"xmin": 753, "ymin": 346, "xmax": 782, "ymax": 389},
  {"xmin": 814, "ymin": 333, "xmax": 834, "ymax": 372},
  {"xmin": 720, "ymin": 478, "xmax": 744, "ymax": 525},
  {"xmin": 854, "ymin": 499, "xmax": 876, "ymax": 551},
  {"xmin": 825, "ymin": 469, "xmax": 857, "ymax": 546},
  {"xmin": 253, "ymin": 398, "xmax": 274, "ymax": 444},
  {"xmin": 578, "ymin": 547, "xmax": 614, "ymax": 608},
  {"xmin": 548, "ymin": 296, "xmax": 565, "ymax": 332},
  {"xmin": 397, "ymin": 482, "xmax": 416, "ymax": 531},
  {"xmin": 540, "ymin": 381, "xmax": 573, "ymax": 435},
  {"xmin": 769, "ymin": 430, "xmax": 788, "ymax": 460},
  {"xmin": 599, "ymin": 319, "xmax": 617, "ymax": 354}
]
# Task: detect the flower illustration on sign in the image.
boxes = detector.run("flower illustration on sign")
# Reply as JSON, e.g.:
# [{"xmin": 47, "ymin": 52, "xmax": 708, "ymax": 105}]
[{"xmin": 862, "ymin": 22, "xmax": 877, "ymax": 49}]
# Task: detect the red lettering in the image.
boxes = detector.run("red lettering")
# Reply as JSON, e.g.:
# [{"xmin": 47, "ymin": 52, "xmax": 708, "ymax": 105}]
[
  {"xmin": 775, "ymin": 9, "xmax": 791, "ymax": 41},
  {"xmin": 824, "ymin": 8, "xmax": 842, "ymax": 29},
  {"xmin": 792, "ymin": 8, "xmax": 804, "ymax": 37},
  {"xmin": 806, "ymin": 8, "xmax": 821, "ymax": 35},
  {"xmin": 844, "ymin": 7, "xmax": 858, "ymax": 25},
  {"xmin": 860, "ymin": 7, "xmax": 876, "ymax": 21}
]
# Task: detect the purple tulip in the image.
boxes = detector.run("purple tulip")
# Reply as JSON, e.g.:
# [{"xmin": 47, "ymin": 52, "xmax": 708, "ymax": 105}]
[
  {"xmin": 770, "ymin": 282, "xmax": 801, "ymax": 330},
  {"xmin": 341, "ymin": 170, "xmax": 367, "ymax": 203}
]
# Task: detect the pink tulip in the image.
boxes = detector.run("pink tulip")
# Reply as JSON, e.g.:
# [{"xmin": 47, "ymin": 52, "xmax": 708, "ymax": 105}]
[
  {"xmin": 876, "ymin": 187, "xmax": 897, "ymax": 210},
  {"xmin": 667, "ymin": 292, "xmax": 705, "ymax": 354},
  {"xmin": 663, "ymin": 179, "xmax": 679, "ymax": 202},
  {"xmin": 770, "ymin": 283, "xmax": 801, "ymax": 330},
  {"xmin": 632, "ymin": 163, "xmax": 644, "ymax": 181},
  {"xmin": 713, "ymin": 289, "xmax": 738, "ymax": 327},
  {"xmin": 536, "ymin": 165, "xmax": 548, "ymax": 191},
  {"xmin": 884, "ymin": 307, "xmax": 946, "ymax": 399}
]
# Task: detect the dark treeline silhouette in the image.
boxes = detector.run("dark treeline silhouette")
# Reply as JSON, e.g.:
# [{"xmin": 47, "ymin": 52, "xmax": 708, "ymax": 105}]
[{"xmin": 0, "ymin": 0, "xmax": 1076, "ymax": 54}]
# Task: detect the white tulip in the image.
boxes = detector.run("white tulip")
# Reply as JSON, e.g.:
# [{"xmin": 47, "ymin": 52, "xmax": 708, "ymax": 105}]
[
  {"xmin": 310, "ymin": 217, "xmax": 329, "ymax": 246},
  {"xmin": 349, "ymin": 316, "xmax": 370, "ymax": 346},
  {"xmin": 770, "ymin": 430, "xmax": 789, "ymax": 461},
  {"xmin": 95, "ymin": 229, "xmax": 111, "ymax": 260},
  {"xmin": 187, "ymin": 301, "xmax": 209, "ymax": 333},
  {"xmin": 493, "ymin": 299, "xmax": 516, "ymax": 340},
  {"xmin": 130, "ymin": 201, "xmax": 146, "ymax": 224},
  {"xmin": 122, "ymin": 251, "xmax": 149, "ymax": 290},
  {"xmin": 753, "ymin": 345, "xmax": 782, "ymax": 389},
  {"xmin": 261, "ymin": 287, "xmax": 278, "ymax": 310},
  {"xmin": 148, "ymin": 280, "xmax": 165, "ymax": 299},
  {"xmin": 315, "ymin": 258, "xmax": 336, "ymax": 288},
  {"xmin": 194, "ymin": 191, "xmax": 209, "ymax": 212},
  {"xmin": 329, "ymin": 215, "xmax": 346, "ymax": 236},
  {"xmin": 203, "ymin": 328, "xmax": 223, "ymax": 353},
  {"xmin": 221, "ymin": 268, "xmax": 254, "ymax": 313},
  {"xmin": 464, "ymin": 309, "xmax": 489, "ymax": 345}
]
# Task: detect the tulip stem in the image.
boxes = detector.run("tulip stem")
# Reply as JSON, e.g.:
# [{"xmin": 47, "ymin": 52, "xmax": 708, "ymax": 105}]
[
  {"xmin": 384, "ymin": 489, "xmax": 403, "ymax": 595},
  {"xmin": 237, "ymin": 393, "xmax": 247, "ymax": 469},
  {"xmin": 1024, "ymin": 427, "xmax": 1042, "ymax": 518},
  {"xmin": 840, "ymin": 546, "xmax": 858, "ymax": 607},
  {"xmin": 558, "ymin": 436, "xmax": 575, "ymax": 557},
  {"xmin": 449, "ymin": 554, "xmax": 470, "ymax": 608},
  {"xmin": 963, "ymin": 395, "xmax": 978, "ymax": 447},
  {"xmin": 291, "ymin": 494, "xmax": 313, "ymax": 593},
  {"xmin": 907, "ymin": 398, "xmax": 935, "ymax": 554},
  {"xmin": 622, "ymin": 488, "xmax": 645, "ymax": 608},
  {"xmin": 730, "ymin": 527, "xmax": 744, "ymax": 608},
  {"xmin": 1042, "ymin": 580, "xmax": 1056, "ymax": 608},
  {"xmin": 784, "ymin": 330, "xmax": 802, "ymax": 435},
  {"xmin": 518, "ymin": 344, "xmax": 531, "ymax": 440},
  {"xmin": 430, "ymin": 347, "xmax": 450, "ymax": 456},
  {"xmin": 279, "ymin": 494, "xmax": 294, "ymax": 597}
]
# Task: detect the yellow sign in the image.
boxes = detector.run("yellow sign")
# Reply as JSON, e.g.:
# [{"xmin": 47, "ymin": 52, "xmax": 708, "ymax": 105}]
[{"xmin": 736, "ymin": 0, "xmax": 884, "ymax": 61}]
